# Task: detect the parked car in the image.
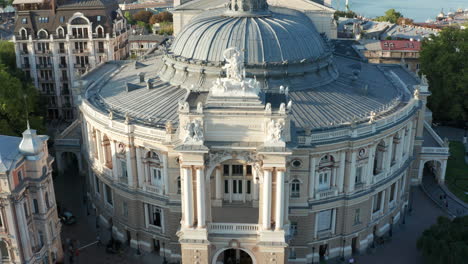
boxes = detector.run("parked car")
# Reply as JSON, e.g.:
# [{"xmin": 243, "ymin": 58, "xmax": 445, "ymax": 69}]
[{"xmin": 60, "ymin": 211, "xmax": 77, "ymax": 225}]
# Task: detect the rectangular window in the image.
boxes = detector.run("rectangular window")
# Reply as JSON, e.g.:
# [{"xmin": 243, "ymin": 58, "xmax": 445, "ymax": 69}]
[
  {"xmin": 238, "ymin": 180, "xmax": 242, "ymax": 193},
  {"xmin": 105, "ymin": 184, "xmax": 113, "ymax": 206},
  {"xmin": 354, "ymin": 208, "xmax": 361, "ymax": 225},
  {"xmin": 22, "ymin": 18, "xmax": 27, "ymax": 24},
  {"xmin": 224, "ymin": 180, "xmax": 229, "ymax": 194},
  {"xmin": 355, "ymin": 166, "xmax": 363, "ymax": 184},
  {"xmin": 372, "ymin": 192, "xmax": 382, "ymax": 213},
  {"xmin": 148, "ymin": 205, "xmax": 162, "ymax": 227},
  {"xmin": 120, "ymin": 160, "xmax": 128, "ymax": 182},
  {"xmin": 122, "ymin": 202, "xmax": 128, "ymax": 217},
  {"xmin": 233, "ymin": 180, "xmax": 237, "ymax": 194},
  {"xmin": 49, "ymin": 221, "xmax": 55, "ymax": 238},
  {"xmin": 390, "ymin": 183, "xmax": 396, "ymax": 202},
  {"xmin": 290, "ymin": 222, "xmax": 298, "ymax": 236},
  {"xmin": 247, "ymin": 180, "xmax": 251, "ymax": 194},
  {"xmin": 317, "ymin": 209, "xmax": 332, "ymax": 232},
  {"xmin": 232, "ymin": 165, "xmax": 243, "ymax": 175},
  {"xmin": 246, "ymin": 165, "xmax": 252, "ymax": 175},
  {"xmin": 223, "ymin": 165, "xmax": 229, "ymax": 175}
]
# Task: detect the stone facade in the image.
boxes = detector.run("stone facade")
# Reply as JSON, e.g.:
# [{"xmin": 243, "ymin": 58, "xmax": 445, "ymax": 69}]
[{"xmin": 0, "ymin": 128, "xmax": 63, "ymax": 263}]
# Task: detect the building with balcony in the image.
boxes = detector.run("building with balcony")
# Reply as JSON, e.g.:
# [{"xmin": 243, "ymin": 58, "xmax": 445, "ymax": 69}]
[
  {"xmin": 358, "ymin": 39, "xmax": 422, "ymax": 73},
  {"xmin": 60, "ymin": 0, "xmax": 449, "ymax": 263},
  {"xmin": 0, "ymin": 126, "xmax": 63, "ymax": 263},
  {"xmin": 12, "ymin": 0, "xmax": 129, "ymax": 121}
]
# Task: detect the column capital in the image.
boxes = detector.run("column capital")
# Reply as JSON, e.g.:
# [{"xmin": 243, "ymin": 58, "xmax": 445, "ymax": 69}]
[
  {"xmin": 181, "ymin": 165, "xmax": 192, "ymax": 169},
  {"xmin": 262, "ymin": 167, "xmax": 274, "ymax": 171},
  {"xmin": 276, "ymin": 168, "xmax": 287, "ymax": 172},
  {"xmin": 194, "ymin": 166, "xmax": 205, "ymax": 170}
]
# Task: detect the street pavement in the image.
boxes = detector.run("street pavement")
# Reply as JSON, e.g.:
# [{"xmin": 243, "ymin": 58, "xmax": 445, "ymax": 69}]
[
  {"xmin": 54, "ymin": 165, "xmax": 167, "ymax": 264},
  {"xmin": 352, "ymin": 187, "xmax": 447, "ymax": 264}
]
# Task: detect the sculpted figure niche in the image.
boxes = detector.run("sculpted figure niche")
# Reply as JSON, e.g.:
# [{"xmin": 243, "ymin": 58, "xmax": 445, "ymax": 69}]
[
  {"xmin": 265, "ymin": 119, "xmax": 284, "ymax": 145},
  {"xmin": 183, "ymin": 119, "xmax": 204, "ymax": 145}
]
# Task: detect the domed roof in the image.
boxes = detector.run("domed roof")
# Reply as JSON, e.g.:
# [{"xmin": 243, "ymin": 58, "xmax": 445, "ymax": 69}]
[{"xmin": 170, "ymin": 8, "xmax": 328, "ymax": 65}]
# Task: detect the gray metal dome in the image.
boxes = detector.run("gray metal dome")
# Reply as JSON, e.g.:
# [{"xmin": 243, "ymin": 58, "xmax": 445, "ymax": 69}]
[{"xmin": 170, "ymin": 8, "xmax": 328, "ymax": 65}]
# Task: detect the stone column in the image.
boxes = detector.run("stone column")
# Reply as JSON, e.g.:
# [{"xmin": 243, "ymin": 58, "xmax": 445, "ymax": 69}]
[
  {"xmin": 439, "ymin": 160, "xmax": 447, "ymax": 184},
  {"xmin": 163, "ymin": 154, "xmax": 169, "ymax": 194},
  {"xmin": 418, "ymin": 159, "xmax": 425, "ymax": 182},
  {"xmin": 135, "ymin": 147, "xmax": 145, "ymax": 188},
  {"xmin": 395, "ymin": 136, "xmax": 404, "ymax": 165},
  {"xmin": 196, "ymin": 167, "xmax": 205, "ymax": 228},
  {"xmin": 345, "ymin": 151, "xmax": 357, "ymax": 193},
  {"xmin": 366, "ymin": 147, "xmax": 376, "ymax": 186},
  {"xmin": 331, "ymin": 208, "xmax": 337, "ymax": 234},
  {"xmin": 95, "ymin": 130, "xmax": 103, "ymax": 163},
  {"xmin": 338, "ymin": 152, "xmax": 345, "ymax": 193},
  {"xmin": 252, "ymin": 168, "xmax": 259, "ymax": 202},
  {"xmin": 110, "ymin": 141, "xmax": 118, "ymax": 179},
  {"xmin": 385, "ymin": 137, "xmax": 394, "ymax": 172},
  {"xmin": 215, "ymin": 167, "xmax": 222, "ymax": 200},
  {"xmin": 182, "ymin": 166, "xmax": 193, "ymax": 228},
  {"xmin": 275, "ymin": 169, "xmax": 285, "ymax": 230},
  {"xmin": 126, "ymin": 145, "xmax": 135, "ymax": 187},
  {"xmin": 262, "ymin": 169, "xmax": 272, "ymax": 230},
  {"xmin": 309, "ymin": 156, "xmax": 317, "ymax": 198},
  {"xmin": 15, "ymin": 202, "xmax": 32, "ymax": 260}
]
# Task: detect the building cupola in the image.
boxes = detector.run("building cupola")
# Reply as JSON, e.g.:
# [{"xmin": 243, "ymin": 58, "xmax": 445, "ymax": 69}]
[
  {"xmin": 19, "ymin": 123, "xmax": 42, "ymax": 156},
  {"xmin": 226, "ymin": 0, "xmax": 270, "ymax": 16}
]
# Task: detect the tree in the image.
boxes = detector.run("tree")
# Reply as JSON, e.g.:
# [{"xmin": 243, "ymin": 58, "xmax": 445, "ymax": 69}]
[
  {"xmin": 417, "ymin": 216, "xmax": 468, "ymax": 264},
  {"xmin": 333, "ymin": 10, "xmax": 357, "ymax": 21},
  {"xmin": 0, "ymin": 41, "xmax": 44, "ymax": 136},
  {"xmin": 420, "ymin": 27, "xmax": 468, "ymax": 124},
  {"xmin": 397, "ymin": 17, "xmax": 414, "ymax": 26},
  {"xmin": 375, "ymin": 9, "xmax": 403, "ymax": 23},
  {"xmin": 132, "ymin": 10, "xmax": 153, "ymax": 24},
  {"xmin": 149, "ymin": 11, "xmax": 173, "ymax": 25},
  {"xmin": 124, "ymin": 11, "xmax": 134, "ymax": 25}
]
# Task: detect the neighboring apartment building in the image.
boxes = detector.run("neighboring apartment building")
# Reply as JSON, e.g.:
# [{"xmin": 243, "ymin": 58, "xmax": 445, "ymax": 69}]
[
  {"xmin": 0, "ymin": 126, "xmax": 63, "ymax": 263},
  {"xmin": 359, "ymin": 39, "xmax": 421, "ymax": 73},
  {"xmin": 129, "ymin": 34, "xmax": 166, "ymax": 57},
  {"xmin": 12, "ymin": 0, "xmax": 129, "ymax": 121}
]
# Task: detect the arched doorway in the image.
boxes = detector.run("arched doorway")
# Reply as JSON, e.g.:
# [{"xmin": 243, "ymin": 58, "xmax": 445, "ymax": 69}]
[
  {"xmin": 213, "ymin": 248, "xmax": 255, "ymax": 264},
  {"xmin": 422, "ymin": 160, "xmax": 444, "ymax": 184}
]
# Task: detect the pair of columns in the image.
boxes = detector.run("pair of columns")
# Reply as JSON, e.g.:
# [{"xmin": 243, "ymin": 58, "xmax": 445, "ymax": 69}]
[
  {"xmin": 262, "ymin": 168, "xmax": 286, "ymax": 231},
  {"xmin": 181, "ymin": 166, "xmax": 205, "ymax": 228}
]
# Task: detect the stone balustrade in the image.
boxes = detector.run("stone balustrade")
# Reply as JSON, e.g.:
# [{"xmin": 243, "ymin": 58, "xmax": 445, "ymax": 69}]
[{"xmin": 207, "ymin": 223, "xmax": 259, "ymax": 235}]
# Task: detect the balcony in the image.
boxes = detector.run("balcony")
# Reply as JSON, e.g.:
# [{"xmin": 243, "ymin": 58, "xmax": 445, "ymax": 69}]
[
  {"xmin": 208, "ymin": 223, "xmax": 259, "ymax": 235},
  {"xmin": 58, "ymin": 49, "xmax": 66, "ymax": 54},
  {"xmin": 316, "ymin": 229, "xmax": 332, "ymax": 239},
  {"xmin": 373, "ymin": 172, "xmax": 386, "ymax": 184},
  {"xmin": 59, "ymin": 64, "xmax": 67, "ymax": 69},
  {"xmin": 36, "ymin": 63, "xmax": 52, "ymax": 69},
  {"xmin": 212, "ymin": 205, "xmax": 258, "ymax": 224},
  {"xmin": 97, "ymin": 49, "xmax": 105, "ymax": 53},
  {"xmin": 143, "ymin": 184, "xmax": 163, "ymax": 195},
  {"xmin": 21, "ymin": 64, "xmax": 30, "ymax": 68},
  {"xmin": 73, "ymin": 49, "xmax": 89, "ymax": 54},
  {"xmin": 35, "ymin": 50, "xmax": 52, "ymax": 55},
  {"xmin": 315, "ymin": 187, "xmax": 338, "ymax": 200},
  {"xmin": 20, "ymin": 50, "xmax": 28, "ymax": 55},
  {"xmin": 74, "ymin": 63, "xmax": 89, "ymax": 69}
]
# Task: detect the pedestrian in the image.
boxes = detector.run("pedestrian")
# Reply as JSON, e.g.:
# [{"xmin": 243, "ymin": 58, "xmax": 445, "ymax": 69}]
[
  {"xmin": 349, "ymin": 257, "xmax": 355, "ymax": 263},
  {"xmin": 445, "ymin": 200, "xmax": 449, "ymax": 208}
]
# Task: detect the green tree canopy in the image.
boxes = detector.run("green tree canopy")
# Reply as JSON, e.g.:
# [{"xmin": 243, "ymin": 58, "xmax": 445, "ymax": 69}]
[
  {"xmin": 124, "ymin": 11, "xmax": 134, "ymax": 25},
  {"xmin": 0, "ymin": 41, "xmax": 44, "ymax": 136},
  {"xmin": 420, "ymin": 27, "xmax": 468, "ymax": 124},
  {"xmin": 417, "ymin": 216, "xmax": 468, "ymax": 264},
  {"xmin": 375, "ymin": 9, "xmax": 403, "ymax": 23},
  {"xmin": 132, "ymin": 10, "xmax": 153, "ymax": 24},
  {"xmin": 149, "ymin": 11, "xmax": 173, "ymax": 25}
]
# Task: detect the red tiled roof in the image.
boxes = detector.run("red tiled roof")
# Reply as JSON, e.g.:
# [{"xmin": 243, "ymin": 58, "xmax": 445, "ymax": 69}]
[{"xmin": 380, "ymin": 40, "xmax": 421, "ymax": 51}]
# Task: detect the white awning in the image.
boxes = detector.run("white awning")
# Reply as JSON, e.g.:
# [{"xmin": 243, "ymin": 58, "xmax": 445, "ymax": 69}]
[{"xmin": 13, "ymin": 0, "xmax": 45, "ymax": 5}]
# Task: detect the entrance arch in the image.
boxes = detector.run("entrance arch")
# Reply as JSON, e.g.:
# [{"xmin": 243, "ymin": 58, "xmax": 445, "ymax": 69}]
[
  {"xmin": 422, "ymin": 160, "xmax": 445, "ymax": 184},
  {"xmin": 56, "ymin": 151, "xmax": 81, "ymax": 174},
  {"xmin": 212, "ymin": 247, "xmax": 256, "ymax": 264}
]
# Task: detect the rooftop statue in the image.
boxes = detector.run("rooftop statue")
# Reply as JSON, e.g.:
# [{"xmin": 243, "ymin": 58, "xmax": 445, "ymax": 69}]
[{"xmin": 210, "ymin": 48, "xmax": 261, "ymax": 97}]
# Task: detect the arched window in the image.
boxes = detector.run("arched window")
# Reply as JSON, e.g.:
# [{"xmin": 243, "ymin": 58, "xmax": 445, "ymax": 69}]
[
  {"xmin": 0, "ymin": 240, "xmax": 9, "ymax": 260},
  {"xmin": 42, "ymin": 166, "xmax": 47, "ymax": 177},
  {"xmin": 96, "ymin": 26, "xmax": 104, "ymax": 38},
  {"xmin": 373, "ymin": 140, "xmax": 386, "ymax": 175},
  {"xmin": 20, "ymin": 28, "xmax": 27, "ymax": 39},
  {"xmin": 102, "ymin": 135, "xmax": 112, "ymax": 169},
  {"xmin": 57, "ymin": 27, "xmax": 64, "ymax": 38},
  {"xmin": 38, "ymin": 30, "xmax": 48, "ymax": 39},
  {"xmin": 146, "ymin": 151, "xmax": 163, "ymax": 192},
  {"xmin": 290, "ymin": 179, "xmax": 300, "ymax": 198},
  {"xmin": 45, "ymin": 192, "xmax": 50, "ymax": 209},
  {"xmin": 33, "ymin": 199, "xmax": 39, "ymax": 214},
  {"xmin": 18, "ymin": 170, "xmax": 23, "ymax": 182},
  {"xmin": 317, "ymin": 155, "xmax": 335, "ymax": 191}
]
